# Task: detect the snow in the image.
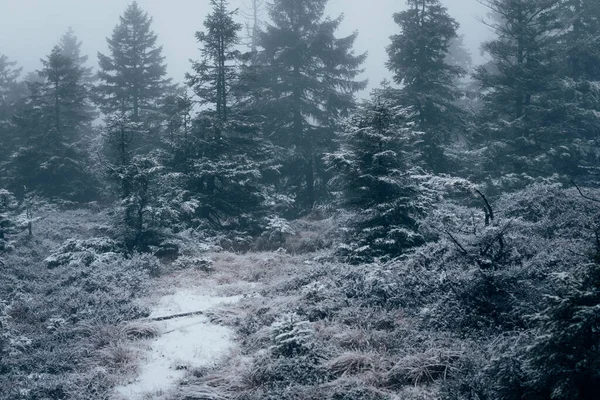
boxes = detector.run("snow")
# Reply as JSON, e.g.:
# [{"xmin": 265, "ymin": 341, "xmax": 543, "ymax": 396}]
[{"xmin": 113, "ymin": 289, "xmax": 241, "ymax": 399}]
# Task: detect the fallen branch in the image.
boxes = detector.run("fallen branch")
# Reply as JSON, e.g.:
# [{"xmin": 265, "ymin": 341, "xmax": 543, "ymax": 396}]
[{"xmin": 142, "ymin": 310, "xmax": 205, "ymax": 322}]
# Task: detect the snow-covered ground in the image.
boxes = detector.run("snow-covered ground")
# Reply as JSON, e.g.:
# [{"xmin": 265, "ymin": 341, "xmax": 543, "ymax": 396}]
[{"xmin": 113, "ymin": 288, "xmax": 242, "ymax": 399}]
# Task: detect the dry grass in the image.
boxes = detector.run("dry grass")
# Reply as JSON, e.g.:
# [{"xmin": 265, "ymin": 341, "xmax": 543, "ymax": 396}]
[
  {"xmin": 385, "ymin": 349, "xmax": 463, "ymax": 387},
  {"xmin": 176, "ymin": 383, "xmax": 228, "ymax": 400},
  {"xmin": 325, "ymin": 351, "xmax": 379, "ymax": 376},
  {"xmin": 92, "ymin": 341, "xmax": 141, "ymax": 372}
]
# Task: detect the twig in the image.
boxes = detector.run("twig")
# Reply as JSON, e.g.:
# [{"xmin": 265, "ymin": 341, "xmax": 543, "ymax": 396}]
[{"xmin": 481, "ymin": 219, "xmax": 514, "ymax": 258}]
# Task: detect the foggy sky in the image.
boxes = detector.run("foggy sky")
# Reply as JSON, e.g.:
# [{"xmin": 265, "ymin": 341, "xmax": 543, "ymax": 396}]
[{"xmin": 0, "ymin": 0, "xmax": 492, "ymax": 96}]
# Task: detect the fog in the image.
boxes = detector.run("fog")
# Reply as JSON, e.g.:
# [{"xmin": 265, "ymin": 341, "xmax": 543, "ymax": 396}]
[{"xmin": 0, "ymin": 0, "xmax": 492, "ymax": 94}]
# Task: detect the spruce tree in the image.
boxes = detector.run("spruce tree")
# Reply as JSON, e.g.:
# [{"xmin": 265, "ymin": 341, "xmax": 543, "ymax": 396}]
[
  {"xmin": 553, "ymin": 0, "xmax": 600, "ymax": 178},
  {"xmin": 325, "ymin": 89, "xmax": 426, "ymax": 262},
  {"xmin": 37, "ymin": 46, "xmax": 93, "ymax": 140},
  {"xmin": 386, "ymin": 0, "xmax": 464, "ymax": 173},
  {"xmin": 59, "ymin": 27, "xmax": 95, "ymax": 84},
  {"xmin": 97, "ymin": 1, "xmax": 171, "ymax": 123},
  {"xmin": 522, "ymin": 252, "xmax": 600, "ymax": 399},
  {"xmin": 255, "ymin": 0, "xmax": 367, "ymax": 208},
  {"xmin": 10, "ymin": 46, "xmax": 96, "ymax": 201},
  {"xmin": 188, "ymin": 0, "xmax": 242, "ymax": 125},
  {"xmin": 0, "ymin": 55, "xmax": 24, "ymax": 167},
  {"xmin": 473, "ymin": 0, "xmax": 561, "ymax": 181}
]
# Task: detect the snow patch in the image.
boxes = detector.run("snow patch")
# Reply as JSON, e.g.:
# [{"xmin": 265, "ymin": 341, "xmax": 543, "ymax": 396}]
[{"xmin": 113, "ymin": 289, "xmax": 241, "ymax": 399}]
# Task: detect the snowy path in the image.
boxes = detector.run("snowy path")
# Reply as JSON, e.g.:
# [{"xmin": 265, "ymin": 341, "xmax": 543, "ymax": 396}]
[{"xmin": 113, "ymin": 288, "xmax": 242, "ymax": 399}]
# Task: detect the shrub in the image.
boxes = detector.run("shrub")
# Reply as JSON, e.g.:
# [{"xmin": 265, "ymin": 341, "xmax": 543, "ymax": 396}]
[{"xmin": 270, "ymin": 313, "xmax": 315, "ymax": 357}]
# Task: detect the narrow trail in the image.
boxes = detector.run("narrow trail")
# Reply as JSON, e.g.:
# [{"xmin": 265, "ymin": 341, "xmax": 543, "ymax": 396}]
[{"xmin": 112, "ymin": 270, "xmax": 256, "ymax": 400}]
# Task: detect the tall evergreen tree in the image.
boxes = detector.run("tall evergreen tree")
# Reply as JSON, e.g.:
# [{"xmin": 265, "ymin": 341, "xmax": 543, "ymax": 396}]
[
  {"xmin": 97, "ymin": 1, "xmax": 171, "ymax": 123},
  {"xmin": 386, "ymin": 0, "xmax": 464, "ymax": 173},
  {"xmin": 255, "ymin": 0, "xmax": 367, "ymax": 208},
  {"xmin": 473, "ymin": 0, "xmax": 561, "ymax": 181},
  {"xmin": 9, "ymin": 46, "xmax": 96, "ymax": 201},
  {"xmin": 36, "ymin": 46, "xmax": 93, "ymax": 140},
  {"xmin": 0, "ymin": 55, "xmax": 24, "ymax": 168},
  {"xmin": 59, "ymin": 27, "xmax": 95, "ymax": 84},
  {"xmin": 187, "ymin": 0, "xmax": 242, "ymax": 125},
  {"xmin": 552, "ymin": 0, "xmax": 600, "ymax": 178}
]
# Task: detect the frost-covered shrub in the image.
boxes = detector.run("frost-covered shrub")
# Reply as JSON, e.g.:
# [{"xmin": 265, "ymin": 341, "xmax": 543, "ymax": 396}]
[
  {"xmin": 246, "ymin": 350, "xmax": 329, "ymax": 389},
  {"xmin": 255, "ymin": 216, "xmax": 296, "ymax": 250},
  {"xmin": 326, "ymin": 380, "xmax": 392, "ymax": 400},
  {"xmin": 171, "ymin": 255, "xmax": 214, "ymax": 271},
  {"xmin": 500, "ymin": 259, "xmax": 600, "ymax": 400},
  {"xmin": 44, "ymin": 237, "xmax": 120, "ymax": 268},
  {"xmin": 270, "ymin": 313, "xmax": 315, "ymax": 357},
  {"xmin": 385, "ymin": 349, "xmax": 463, "ymax": 387}
]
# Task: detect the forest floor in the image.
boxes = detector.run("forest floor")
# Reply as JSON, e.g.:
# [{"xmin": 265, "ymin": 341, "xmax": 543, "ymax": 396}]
[
  {"xmin": 112, "ymin": 268, "xmax": 251, "ymax": 399},
  {"xmin": 1, "ymin": 210, "xmax": 441, "ymax": 400},
  {"xmin": 109, "ymin": 251, "xmax": 299, "ymax": 400}
]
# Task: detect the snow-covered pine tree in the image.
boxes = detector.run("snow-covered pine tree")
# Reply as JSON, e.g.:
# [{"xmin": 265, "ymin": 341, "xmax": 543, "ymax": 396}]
[
  {"xmin": 0, "ymin": 189, "xmax": 21, "ymax": 252},
  {"xmin": 325, "ymin": 89, "xmax": 426, "ymax": 262},
  {"xmin": 165, "ymin": 0, "xmax": 282, "ymax": 235},
  {"xmin": 551, "ymin": 0, "xmax": 600, "ymax": 179}
]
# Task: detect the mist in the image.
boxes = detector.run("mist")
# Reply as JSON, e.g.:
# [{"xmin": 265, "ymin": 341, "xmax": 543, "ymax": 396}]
[{"xmin": 0, "ymin": 0, "xmax": 492, "ymax": 94}]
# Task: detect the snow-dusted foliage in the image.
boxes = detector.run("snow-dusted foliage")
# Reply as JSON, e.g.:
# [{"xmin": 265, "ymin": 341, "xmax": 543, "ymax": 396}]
[
  {"xmin": 326, "ymin": 91, "xmax": 427, "ymax": 262},
  {"xmin": 270, "ymin": 313, "xmax": 315, "ymax": 357},
  {"xmin": 0, "ymin": 189, "xmax": 21, "ymax": 252}
]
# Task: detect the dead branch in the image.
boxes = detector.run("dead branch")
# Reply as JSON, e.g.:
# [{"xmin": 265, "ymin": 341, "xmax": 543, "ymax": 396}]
[
  {"xmin": 445, "ymin": 230, "xmax": 469, "ymax": 256},
  {"xmin": 481, "ymin": 220, "xmax": 513, "ymax": 258},
  {"xmin": 474, "ymin": 189, "xmax": 495, "ymax": 226},
  {"xmin": 141, "ymin": 310, "xmax": 204, "ymax": 322},
  {"xmin": 571, "ymin": 180, "xmax": 600, "ymax": 203}
]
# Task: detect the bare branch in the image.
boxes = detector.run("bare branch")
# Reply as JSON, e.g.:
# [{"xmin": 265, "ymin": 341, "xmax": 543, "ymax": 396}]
[
  {"xmin": 445, "ymin": 230, "xmax": 469, "ymax": 256},
  {"xmin": 571, "ymin": 180, "xmax": 600, "ymax": 203},
  {"xmin": 474, "ymin": 189, "xmax": 495, "ymax": 225}
]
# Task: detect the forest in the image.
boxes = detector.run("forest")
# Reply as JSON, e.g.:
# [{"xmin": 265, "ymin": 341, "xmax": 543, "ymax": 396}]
[{"xmin": 1, "ymin": 0, "xmax": 599, "ymax": 399}]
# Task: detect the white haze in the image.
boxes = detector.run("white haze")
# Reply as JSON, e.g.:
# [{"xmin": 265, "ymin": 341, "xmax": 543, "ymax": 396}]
[{"xmin": 0, "ymin": 0, "xmax": 492, "ymax": 96}]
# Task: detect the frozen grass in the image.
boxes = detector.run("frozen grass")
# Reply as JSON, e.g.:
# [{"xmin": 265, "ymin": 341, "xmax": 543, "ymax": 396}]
[
  {"xmin": 113, "ymin": 267, "xmax": 250, "ymax": 400},
  {"xmin": 158, "ymin": 251, "xmax": 458, "ymax": 400}
]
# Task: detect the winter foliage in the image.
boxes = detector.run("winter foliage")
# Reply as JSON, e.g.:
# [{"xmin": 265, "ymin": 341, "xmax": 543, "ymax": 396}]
[{"xmin": 1, "ymin": 0, "xmax": 600, "ymax": 399}]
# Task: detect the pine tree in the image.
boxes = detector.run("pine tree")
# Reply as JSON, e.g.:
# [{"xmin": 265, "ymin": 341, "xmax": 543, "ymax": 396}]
[
  {"xmin": 59, "ymin": 27, "xmax": 95, "ymax": 84},
  {"xmin": 0, "ymin": 189, "xmax": 21, "ymax": 252},
  {"xmin": 97, "ymin": 1, "xmax": 171, "ymax": 123},
  {"xmin": 0, "ymin": 55, "xmax": 24, "ymax": 167},
  {"xmin": 9, "ymin": 46, "xmax": 96, "ymax": 201},
  {"xmin": 325, "ymin": 89, "xmax": 426, "ymax": 262},
  {"xmin": 37, "ymin": 46, "xmax": 93, "ymax": 140},
  {"xmin": 255, "ymin": 0, "xmax": 367, "ymax": 208},
  {"xmin": 473, "ymin": 0, "xmax": 561, "ymax": 181},
  {"xmin": 552, "ymin": 0, "xmax": 600, "ymax": 178},
  {"xmin": 386, "ymin": 0, "xmax": 464, "ymax": 172},
  {"xmin": 523, "ymin": 254, "xmax": 600, "ymax": 399},
  {"xmin": 187, "ymin": 0, "xmax": 242, "ymax": 126}
]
